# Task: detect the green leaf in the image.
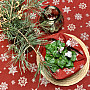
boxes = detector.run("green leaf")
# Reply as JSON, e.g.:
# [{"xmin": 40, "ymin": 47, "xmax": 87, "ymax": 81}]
[
  {"xmin": 46, "ymin": 50, "xmax": 51, "ymax": 54},
  {"xmin": 57, "ymin": 59, "xmax": 66, "ymax": 69},
  {"xmin": 62, "ymin": 48, "xmax": 68, "ymax": 55},
  {"xmin": 50, "ymin": 66, "xmax": 59, "ymax": 73},
  {"xmin": 70, "ymin": 51, "xmax": 76, "ymax": 61},
  {"xmin": 45, "ymin": 44, "xmax": 51, "ymax": 50},
  {"xmin": 65, "ymin": 60, "xmax": 74, "ymax": 67}
]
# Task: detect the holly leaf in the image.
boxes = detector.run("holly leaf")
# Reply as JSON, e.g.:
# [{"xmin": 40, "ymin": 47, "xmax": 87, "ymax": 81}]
[
  {"xmin": 57, "ymin": 59, "xmax": 66, "ymax": 69},
  {"xmin": 65, "ymin": 60, "xmax": 74, "ymax": 67},
  {"xmin": 50, "ymin": 66, "xmax": 60, "ymax": 73},
  {"xmin": 70, "ymin": 51, "xmax": 76, "ymax": 61}
]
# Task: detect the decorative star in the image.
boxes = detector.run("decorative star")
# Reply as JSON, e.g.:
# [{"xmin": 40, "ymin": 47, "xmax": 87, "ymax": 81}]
[
  {"xmin": 62, "ymin": 6, "xmax": 71, "ymax": 14},
  {"xmin": 8, "ymin": 64, "xmax": 18, "ymax": 76}
]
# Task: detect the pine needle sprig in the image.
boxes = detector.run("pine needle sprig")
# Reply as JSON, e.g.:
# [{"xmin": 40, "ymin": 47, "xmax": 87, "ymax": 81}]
[{"xmin": 0, "ymin": 0, "xmax": 47, "ymax": 73}]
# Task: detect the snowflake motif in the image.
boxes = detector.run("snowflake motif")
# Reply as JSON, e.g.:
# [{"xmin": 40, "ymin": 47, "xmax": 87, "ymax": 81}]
[
  {"xmin": 18, "ymin": 76, "xmax": 28, "ymax": 87},
  {"xmin": 86, "ymin": 45, "xmax": 89, "ymax": 49},
  {"xmin": 30, "ymin": 13, "xmax": 36, "ymax": 19},
  {"xmin": 32, "ymin": 78, "xmax": 36, "ymax": 83},
  {"xmin": 67, "ymin": 24, "xmax": 76, "ymax": 31},
  {"xmin": 86, "ymin": 21, "xmax": 90, "ymax": 27},
  {"xmin": 62, "ymin": 27, "xmax": 64, "ymax": 30},
  {"xmin": 55, "ymin": 87, "xmax": 63, "ymax": 90},
  {"xmin": 0, "ymin": 82, "xmax": 8, "ymax": 90},
  {"xmin": 86, "ymin": 14, "xmax": 89, "ymax": 17},
  {"xmin": 58, "ymin": 37, "xmax": 64, "ymax": 43},
  {"xmin": 52, "ymin": 0, "xmax": 60, "ymax": 5},
  {"xmin": 3, "ymin": 67, "xmax": 6, "ymax": 70},
  {"xmin": 80, "ymin": 32, "xmax": 89, "ymax": 41},
  {"xmin": 11, "ymin": 80, "xmax": 15, "ymax": 85},
  {"xmin": 1, "ymin": 45, "xmax": 4, "ymax": 48},
  {"xmin": 0, "ymin": 53, "xmax": 9, "ymax": 62},
  {"xmin": 11, "ymin": 54, "xmax": 15, "ymax": 59},
  {"xmin": 74, "ymin": 13, "xmax": 83, "ymax": 20},
  {"xmin": 63, "ymin": 67, "xmax": 75, "ymax": 74},
  {"xmin": 62, "ymin": 0, "xmax": 65, "ymax": 2},
  {"xmin": 8, "ymin": 64, "xmax": 18, "ymax": 76},
  {"xmin": 30, "ymin": 54, "xmax": 33, "ymax": 57},
  {"xmin": 74, "ymin": 84, "xmax": 86, "ymax": 90},
  {"xmin": 86, "ymin": 70, "xmax": 90, "ymax": 76},
  {"xmin": 29, "ymin": 63, "xmax": 37, "ymax": 72},
  {"xmin": 80, "ymin": 26, "xmax": 82, "ymax": 28},
  {"xmin": 79, "ymin": 64, "xmax": 84, "ymax": 69},
  {"xmin": 62, "ymin": 6, "xmax": 71, "ymax": 14},
  {"xmin": 66, "ymin": 38, "xmax": 78, "ymax": 47},
  {"xmin": 0, "ymin": 33, "xmax": 5, "ymax": 42},
  {"xmin": 67, "ymin": 0, "xmax": 73, "ymax": 3},
  {"xmin": 88, "ymin": 84, "xmax": 90, "ymax": 87},
  {"xmin": 67, "ymin": 17, "xmax": 71, "ymax": 20},
  {"xmin": 79, "ymin": 3, "xmax": 87, "ymax": 10},
  {"xmin": 6, "ymin": 44, "xmax": 12, "ymax": 50},
  {"xmin": 40, "ymin": 77, "xmax": 50, "ymax": 87},
  {"xmin": 0, "ymin": 70, "xmax": 1, "ymax": 73}
]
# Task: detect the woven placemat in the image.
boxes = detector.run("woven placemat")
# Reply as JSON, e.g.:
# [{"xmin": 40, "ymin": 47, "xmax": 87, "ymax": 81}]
[{"xmin": 36, "ymin": 33, "xmax": 90, "ymax": 86}]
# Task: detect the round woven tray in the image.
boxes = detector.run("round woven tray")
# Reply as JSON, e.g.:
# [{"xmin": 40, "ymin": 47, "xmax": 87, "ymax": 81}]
[{"xmin": 36, "ymin": 33, "xmax": 90, "ymax": 86}]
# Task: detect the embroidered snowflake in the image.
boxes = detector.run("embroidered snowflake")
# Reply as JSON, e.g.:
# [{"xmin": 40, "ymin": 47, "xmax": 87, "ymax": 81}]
[
  {"xmin": 0, "ymin": 33, "xmax": 5, "ymax": 42},
  {"xmin": 18, "ymin": 76, "xmax": 28, "ymax": 87},
  {"xmin": 63, "ymin": 67, "xmax": 75, "ymax": 74},
  {"xmin": 0, "ymin": 82, "xmax": 8, "ymax": 90},
  {"xmin": 67, "ymin": 24, "xmax": 76, "ymax": 31},
  {"xmin": 79, "ymin": 64, "xmax": 84, "ymax": 69},
  {"xmin": 86, "ymin": 21, "xmax": 90, "ymax": 27},
  {"xmin": 86, "ymin": 70, "xmax": 90, "ymax": 76},
  {"xmin": 29, "ymin": 63, "xmax": 37, "ymax": 72},
  {"xmin": 67, "ymin": 0, "xmax": 73, "ymax": 3},
  {"xmin": 67, "ymin": 17, "xmax": 71, "ymax": 20},
  {"xmin": 74, "ymin": 84, "xmax": 86, "ymax": 90},
  {"xmin": 40, "ymin": 77, "xmax": 50, "ymax": 87},
  {"xmin": 30, "ymin": 13, "xmax": 36, "ymax": 19},
  {"xmin": 55, "ymin": 87, "xmax": 63, "ymax": 90},
  {"xmin": 52, "ymin": 0, "xmax": 60, "ymax": 5},
  {"xmin": 62, "ymin": 6, "xmax": 71, "ymax": 14},
  {"xmin": 58, "ymin": 37, "xmax": 64, "ymax": 43},
  {"xmin": 79, "ymin": 3, "xmax": 87, "ymax": 9},
  {"xmin": 0, "ymin": 53, "xmax": 9, "ymax": 62},
  {"xmin": 74, "ymin": 13, "xmax": 83, "ymax": 20},
  {"xmin": 8, "ymin": 64, "xmax": 18, "ymax": 76},
  {"xmin": 11, "ymin": 80, "xmax": 15, "ymax": 85},
  {"xmin": 66, "ymin": 38, "xmax": 78, "ymax": 47},
  {"xmin": 80, "ymin": 32, "xmax": 89, "ymax": 41}
]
